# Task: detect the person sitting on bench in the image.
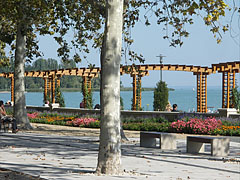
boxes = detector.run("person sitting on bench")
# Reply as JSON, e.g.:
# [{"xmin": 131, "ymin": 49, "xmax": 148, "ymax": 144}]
[{"xmin": 0, "ymin": 100, "xmax": 18, "ymax": 133}]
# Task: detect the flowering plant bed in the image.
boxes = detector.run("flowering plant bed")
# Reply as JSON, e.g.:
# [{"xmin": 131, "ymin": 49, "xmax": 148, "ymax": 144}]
[
  {"xmin": 170, "ymin": 117, "xmax": 222, "ymax": 134},
  {"xmin": 27, "ymin": 112, "xmax": 99, "ymax": 127},
  {"xmin": 170, "ymin": 117, "xmax": 240, "ymax": 136},
  {"xmin": 27, "ymin": 112, "xmax": 240, "ymax": 136}
]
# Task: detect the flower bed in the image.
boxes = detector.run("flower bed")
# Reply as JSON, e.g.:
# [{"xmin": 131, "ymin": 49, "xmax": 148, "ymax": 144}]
[
  {"xmin": 27, "ymin": 113, "xmax": 99, "ymax": 127},
  {"xmin": 170, "ymin": 117, "xmax": 222, "ymax": 134},
  {"xmin": 27, "ymin": 112, "xmax": 240, "ymax": 136}
]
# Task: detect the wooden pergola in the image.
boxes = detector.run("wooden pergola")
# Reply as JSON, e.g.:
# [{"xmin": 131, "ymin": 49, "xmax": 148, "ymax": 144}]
[
  {"xmin": 212, "ymin": 61, "xmax": 240, "ymax": 108},
  {"xmin": 123, "ymin": 64, "xmax": 214, "ymax": 112},
  {"xmin": 0, "ymin": 61, "xmax": 239, "ymax": 112},
  {"xmin": 2, "ymin": 68, "xmax": 100, "ymax": 106},
  {"xmin": 1, "ymin": 67, "xmax": 145, "ymax": 108}
]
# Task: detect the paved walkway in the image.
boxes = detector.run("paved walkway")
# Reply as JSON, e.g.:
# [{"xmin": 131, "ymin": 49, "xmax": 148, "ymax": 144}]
[{"xmin": 0, "ymin": 132, "xmax": 239, "ymax": 180}]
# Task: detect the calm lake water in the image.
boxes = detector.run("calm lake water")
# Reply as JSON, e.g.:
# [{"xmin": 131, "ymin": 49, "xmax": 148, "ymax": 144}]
[{"xmin": 0, "ymin": 87, "xmax": 222, "ymax": 112}]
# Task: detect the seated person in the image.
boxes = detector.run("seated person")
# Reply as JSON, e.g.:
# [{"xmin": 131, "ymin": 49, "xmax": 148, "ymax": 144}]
[
  {"xmin": 5, "ymin": 100, "xmax": 12, "ymax": 107},
  {"xmin": 44, "ymin": 100, "xmax": 50, "ymax": 107},
  {"xmin": 171, "ymin": 104, "xmax": 178, "ymax": 112},
  {"xmin": 165, "ymin": 101, "xmax": 172, "ymax": 112},
  {"xmin": 94, "ymin": 104, "xmax": 100, "ymax": 109},
  {"xmin": 80, "ymin": 100, "xmax": 85, "ymax": 108},
  {"xmin": 0, "ymin": 100, "xmax": 18, "ymax": 133}
]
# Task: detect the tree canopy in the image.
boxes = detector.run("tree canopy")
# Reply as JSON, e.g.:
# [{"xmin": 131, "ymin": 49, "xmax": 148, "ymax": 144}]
[{"xmin": 0, "ymin": 0, "xmax": 233, "ymax": 65}]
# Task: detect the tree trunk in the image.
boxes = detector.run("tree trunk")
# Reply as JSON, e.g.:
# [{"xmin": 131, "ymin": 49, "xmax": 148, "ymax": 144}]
[
  {"xmin": 14, "ymin": 23, "xmax": 32, "ymax": 129},
  {"xmin": 121, "ymin": 120, "xmax": 128, "ymax": 141},
  {"xmin": 96, "ymin": 0, "xmax": 124, "ymax": 175}
]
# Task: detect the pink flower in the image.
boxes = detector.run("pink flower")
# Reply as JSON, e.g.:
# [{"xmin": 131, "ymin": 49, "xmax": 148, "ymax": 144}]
[
  {"xmin": 27, "ymin": 112, "xmax": 39, "ymax": 119},
  {"xmin": 171, "ymin": 117, "xmax": 222, "ymax": 134},
  {"xmin": 70, "ymin": 117, "xmax": 97, "ymax": 126}
]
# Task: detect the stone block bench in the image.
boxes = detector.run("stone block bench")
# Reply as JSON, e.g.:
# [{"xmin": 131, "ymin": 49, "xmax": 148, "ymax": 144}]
[
  {"xmin": 187, "ymin": 136, "xmax": 230, "ymax": 157},
  {"xmin": 140, "ymin": 131, "xmax": 176, "ymax": 150}
]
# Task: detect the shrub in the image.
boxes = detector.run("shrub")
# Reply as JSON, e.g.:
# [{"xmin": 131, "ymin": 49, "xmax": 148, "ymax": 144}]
[
  {"xmin": 82, "ymin": 79, "xmax": 93, "ymax": 109},
  {"xmin": 85, "ymin": 121, "xmax": 100, "ymax": 128},
  {"xmin": 233, "ymin": 87, "xmax": 240, "ymax": 111},
  {"xmin": 217, "ymin": 125, "xmax": 240, "ymax": 136},
  {"xmin": 123, "ymin": 122, "xmax": 170, "ymax": 132},
  {"xmin": 122, "ymin": 116, "xmax": 167, "ymax": 124},
  {"xmin": 55, "ymin": 86, "xmax": 65, "ymax": 107},
  {"xmin": 220, "ymin": 117, "xmax": 240, "ymax": 126},
  {"xmin": 153, "ymin": 81, "xmax": 169, "ymax": 111}
]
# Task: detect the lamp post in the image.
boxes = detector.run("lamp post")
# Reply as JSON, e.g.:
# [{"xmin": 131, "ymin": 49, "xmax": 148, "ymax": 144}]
[{"xmin": 156, "ymin": 54, "xmax": 165, "ymax": 82}]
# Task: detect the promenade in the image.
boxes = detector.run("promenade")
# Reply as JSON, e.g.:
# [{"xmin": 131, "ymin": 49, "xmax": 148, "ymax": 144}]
[{"xmin": 0, "ymin": 124, "xmax": 239, "ymax": 180}]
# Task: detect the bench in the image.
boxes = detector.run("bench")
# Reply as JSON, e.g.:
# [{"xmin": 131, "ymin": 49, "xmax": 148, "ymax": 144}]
[
  {"xmin": 187, "ymin": 136, "xmax": 230, "ymax": 157},
  {"xmin": 140, "ymin": 131, "xmax": 176, "ymax": 150}
]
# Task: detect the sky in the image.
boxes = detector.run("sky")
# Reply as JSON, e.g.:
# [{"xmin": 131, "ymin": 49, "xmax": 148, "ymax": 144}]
[{"xmin": 37, "ymin": 4, "xmax": 240, "ymax": 89}]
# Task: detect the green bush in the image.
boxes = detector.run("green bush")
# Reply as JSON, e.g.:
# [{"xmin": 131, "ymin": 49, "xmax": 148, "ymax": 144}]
[
  {"xmin": 122, "ymin": 116, "xmax": 167, "ymax": 124},
  {"xmin": 55, "ymin": 86, "xmax": 65, "ymax": 107},
  {"xmin": 212, "ymin": 128, "xmax": 240, "ymax": 136},
  {"xmin": 153, "ymin": 81, "xmax": 169, "ymax": 111},
  {"xmin": 120, "ymin": 96, "xmax": 124, "ymax": 110},
  {"xmin": 30, "ymin": 118, "xmax": 48, "ymax": 124},
  {"xmin": 123, "ymin": 122, "xmax": 170, "ymax": 132},
  {"xmin": 233, "ymin": 87, "xmax": 240, "ymax": 111},
  {"xmin": 82, "ymin": 79, "xmax": 93, "ymax": 109},
  {"xmin": 85, "ymin": 121, "xmax": 100, "ymax": 128}
]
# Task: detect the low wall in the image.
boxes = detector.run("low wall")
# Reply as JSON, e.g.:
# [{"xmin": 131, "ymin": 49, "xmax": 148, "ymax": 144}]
[
  {"xmin": 6, "ymin": 105, "xmax": 238, "ymax": 121},
  {"xmin": 229, "ymin": 114, "xmax": 240, "ymax": 119},
  {"xmin": 26, "ymin": 106, "xmax": 223, "ymax": 121}
]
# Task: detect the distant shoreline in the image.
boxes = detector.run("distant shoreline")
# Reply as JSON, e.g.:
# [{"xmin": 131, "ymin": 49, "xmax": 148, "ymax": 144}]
[
  {"xmin": 0, "ymin": 87, "xmax": 175, "ymax": 93},
  {"xmin": 0, "ymin": 91, "xmax": 10, "ymax": 93}
]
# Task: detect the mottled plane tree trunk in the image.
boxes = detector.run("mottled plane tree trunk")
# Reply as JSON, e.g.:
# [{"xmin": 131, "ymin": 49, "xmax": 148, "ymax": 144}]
[
  {"xmin": 96, "ymin": 0, "xmax": 124, "ymax": 175},
  {"xmin": 14, "ymin": 22, "xmax": 32, "ymax": 129}
]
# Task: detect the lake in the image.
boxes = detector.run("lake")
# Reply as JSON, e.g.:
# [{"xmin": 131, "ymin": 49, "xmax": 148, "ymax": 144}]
[{"xmin": 0, "ymin": 87, "xmax": 222, "ymax": 112}]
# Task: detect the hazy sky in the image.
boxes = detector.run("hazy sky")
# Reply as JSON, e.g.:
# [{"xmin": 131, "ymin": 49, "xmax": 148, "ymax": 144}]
[{"xmin": 37, "ymin": 6, "xmax": 240, "ymax": 88}]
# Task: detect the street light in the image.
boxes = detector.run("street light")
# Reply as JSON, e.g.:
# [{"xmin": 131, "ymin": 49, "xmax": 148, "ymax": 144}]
[{"xmin": 156, "ymin": 54, "xmax": 166, "ymax": 82}]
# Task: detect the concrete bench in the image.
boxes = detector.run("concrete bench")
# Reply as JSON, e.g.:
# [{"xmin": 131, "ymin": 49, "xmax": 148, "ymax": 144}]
[
  {"xmin": 140, "ymin": 131, "xmax": 176, "ymax": 150},
  {"xmin": 187, "ymin": 136, "xmax": 230, "ymax": 156}
]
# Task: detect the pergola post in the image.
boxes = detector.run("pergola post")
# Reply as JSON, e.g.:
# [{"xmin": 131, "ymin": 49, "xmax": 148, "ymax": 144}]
[
  {"xmin": 205, "ymin": 74, "xmax": 207, "ymax": 112},
  {"xmin": 137, "ymin": 76, "xmax": 142, "ymax": 110},
  {"xmin": 132, "ymin": 74, "xmax": 137, "ymax": 110},
  {"xmin": 51, "ymin": 75, "xmax": 56, "ymax": 104},
  {"xmin": 47, "ymin": 77, "xmax": 52, "ymax": 102},
  {"xmin": 88, "ymin": 77, "xmax": 92, "ymax": 92},
  {"xmin": 196, "ymin": 72, "xmax": 207, "ymax": 113},
  {"xmin": 83, "ymin": 76, "xmax": 87, "ymax": 107},
  {"xmin": 57, "ymin": 75, "xmax": 61, "ymax": 88},
  {"xmin": 230, "ymin": 71, "xmax": 236, "ymax": 108},
  {"xmin": 88, "ymin": 77, "xmax": 92, "ymax": 97},
  {"xmin": 10, "ymin": 76, "xmax": 14, "ymax": 103},
  {"xmin": 43, "ymin": 78, "xmax": 48, "ymax": 103},
  {"xmin": 222, "ymin": 71, "xmax": 236, "ymax": 108}
]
